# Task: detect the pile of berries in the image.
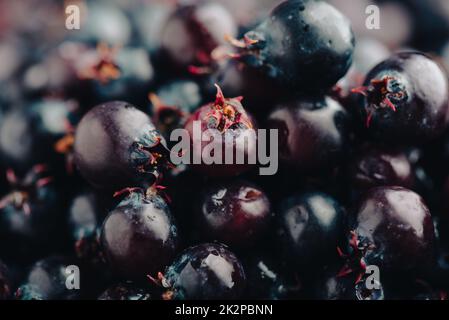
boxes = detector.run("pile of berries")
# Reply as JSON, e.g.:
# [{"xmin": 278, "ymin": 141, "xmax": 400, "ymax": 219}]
[{"xmin": 1, "ymin": 0, "xmax": 449, "ymax": 300}]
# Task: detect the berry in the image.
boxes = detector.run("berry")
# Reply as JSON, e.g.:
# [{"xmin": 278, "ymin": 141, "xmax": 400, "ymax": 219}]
[
  {"xmin": 132, "ymin": 2, "xmax": 174, "ymax": 54},
  {"xmin": 349, "ymin": 146, "xmax": 415, "ymax": 191},
  {"xmin": 68, "ymin": 191, "xmax": 106, "ymax": 265},
  {"xmin": 20, "ymin": 41, "xmax": 91, "ymax": 101},
  {"xmin": 267, "ymin": 96, "xmax": 351, "ymax": 173},
  {"xmin": 0, "ymin": 99, "xmax": 79, "ymax": 172},
  {"xmin": 160, "ymin": 0, "xmax": 237, "ymax": 70},
  {"xmin": 75, "ymin": 45, "xmax": 154, "ymax": 107},
  {"xmin": 348, "ymin": 187, "xmax": 435, "ymax": 276},
  {"xmin": 352, "ymin": 51, "xmax": 449, "ymax": 143},
  {"xmin": 277, "ymin": 192, "xmax": 346, "ymax": 271},
  {"xmin": 230, "ymin": 0, "xmax": 355, "ymax": 93},
  {"xmin": 73, "ymin": 101, "xmax": 172, "ymax": 191},
  {"xmin": 0, "ymin": 165, "xmax": 62, "ymax": 262},
  {"xmin": 100, "ymin": 187, "xmax": 179, "ymax": 280},
  {"xmin": 15, "ymin": 256, "xmax": 79, "ymax": 300},
  {"xmin": 67, "ymin": 2, "xmax": 132, "ymax": 46},
  {"xmin": 197, "ymin": 180, "xmax": 271, "ymax": 248},
  {"xmin": 160, "ymin": 243, "xmax": 246, "ymax": 300},
  {"xmin": 184, "ymin": 85, "xmax": 257, "ymax": 177},
  {"xmin": 3, "ymin": 0, "xmax": 449, "ymax": 302},
  {"xmin": 98, "ymin": 282, "xmax": 151, "ymax": 300}
]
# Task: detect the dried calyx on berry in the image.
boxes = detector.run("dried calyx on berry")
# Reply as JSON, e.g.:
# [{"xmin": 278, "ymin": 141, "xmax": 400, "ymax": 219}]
[
  {"xmin": 100, "ymin": 183, "xmax": 178, "ymax": 279},
  {"xmin": 351, "ymin": 52, "xmax": 449, "ymax": 144},
  {"xmin": 205, "ymin": 84, "xmax": 252, "ymax": 132},
  {"xmin": 129, "ymin": 124, "xmax": 174, "ymax": 180},
  {"xmin": 335, "ymin": 231, "xmax": 384, "ymax": 300},
  {"xmin": 76, "ymin": 43, "xmax": 122, "ymax": 84},
  {"xmin": 184, "ymin": 84, "xmax": 257, "ymax": 178},
  {"xmin": 337, "ymin": 231, "xmax": 374, "ymax": 284},
  {"xmin": 0, "ymin": 165, "xmax": 53, "ymax": 215},
  {"xmin": 352, "ymin": 75, "xmax": 409, "ymax": 127}
]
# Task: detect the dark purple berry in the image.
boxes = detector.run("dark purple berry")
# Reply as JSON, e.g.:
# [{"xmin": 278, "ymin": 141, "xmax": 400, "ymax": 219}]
[
  {"xmin": 75, "ymin": 45, "xmax": 154, "ymax": 106},
  {"xmin": 267, "ymin": 96, "xmax": 351, "ymax": 173},
  {"xmin": 197, "ymin": 180, "xmax": 271, "ymax": 248},
  {"xmin": 74, "ymin": 101, "xmax": 171, "ymax": 191},
  {"xmin": 349, "ymin": 187, "xmax": 435, "ymax": 275},
  {"xmin": 349, "ymin": 146, "xmax": 415, "ymax": 191},
  {"xmin": 353, "ymin": 51, "xmax": 449, "ymax": 143},
  {"xmin": 160, "ymin": 243, "xmax": 246, "ymax": 300},
  {"xmin": 100, "ymin": 188, "xmax": 179, "ymax": 279},
  {"xmin": 184, "ymin": 85, "xmax": 257, "ymax": 177},
  {"xmin": 160, "ymin": 0, "xmax": 237, "ymax": 70},
  {"xmin": 230, "ymin": 0, "xmax": 355, "ymax": 93},
  {"xmin": 15, "ymin": 256, "xmax": 79, "ymax": 300},
  {"xmin": 277, "ymin": 192, "xmax": 346, "ymax": 270},
  {"xmin": 0, "ymin": 99, "xmax": 78, "ymax": 172},
  {"xmin": 0, "ymin": 165, "xmax": 62, "ymax": 262}
]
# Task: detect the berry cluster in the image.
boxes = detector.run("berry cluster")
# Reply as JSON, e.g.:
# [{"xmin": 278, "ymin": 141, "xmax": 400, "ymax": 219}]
[{"xmin": 1, "ymin": 0, "xmax": 449, "ymax": 300}]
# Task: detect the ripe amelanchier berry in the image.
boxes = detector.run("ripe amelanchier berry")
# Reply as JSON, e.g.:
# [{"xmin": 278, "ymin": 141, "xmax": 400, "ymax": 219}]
[
  {"xmin": 277, "ymin": 192, "xmax": 346, "ymax": 271},
  {"xmin": 197, "ymin": 180, "xmax": 272, "ymax": 248},
  {"xmin": 352, "ymin": 51, "xmax": 449, "ymax": 143},
  {"xmin": 100, "ymin": 187, "xmax": 179, "ymax": 280},
  {"xmin": 74, "ymin": 101, "xmax": 172, "ymax": 191},
  {"xmin": 155, "ymin": 243, "xmax": 246, "ymax": 300},
  {"xmin": 0, "ymin": 165, "xmax": 62, "ymax": 262},
  {"xmin": 348, "ymin": 146, "xmax": 415, "ymax": 191},
  {"xmin": 343, "ymin": 187, "xmax": 435, "ymax": 280},
  {"xmin": 267, "ymin": 96, "xmax": 351, "ymax": 173},
  {"xmin": 160, "ymin": 0, "xmax": 237, "ymax": 70},
  {"xmin": 228, "ymin": 0, "xmax": 355, "ymax": 93}
]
